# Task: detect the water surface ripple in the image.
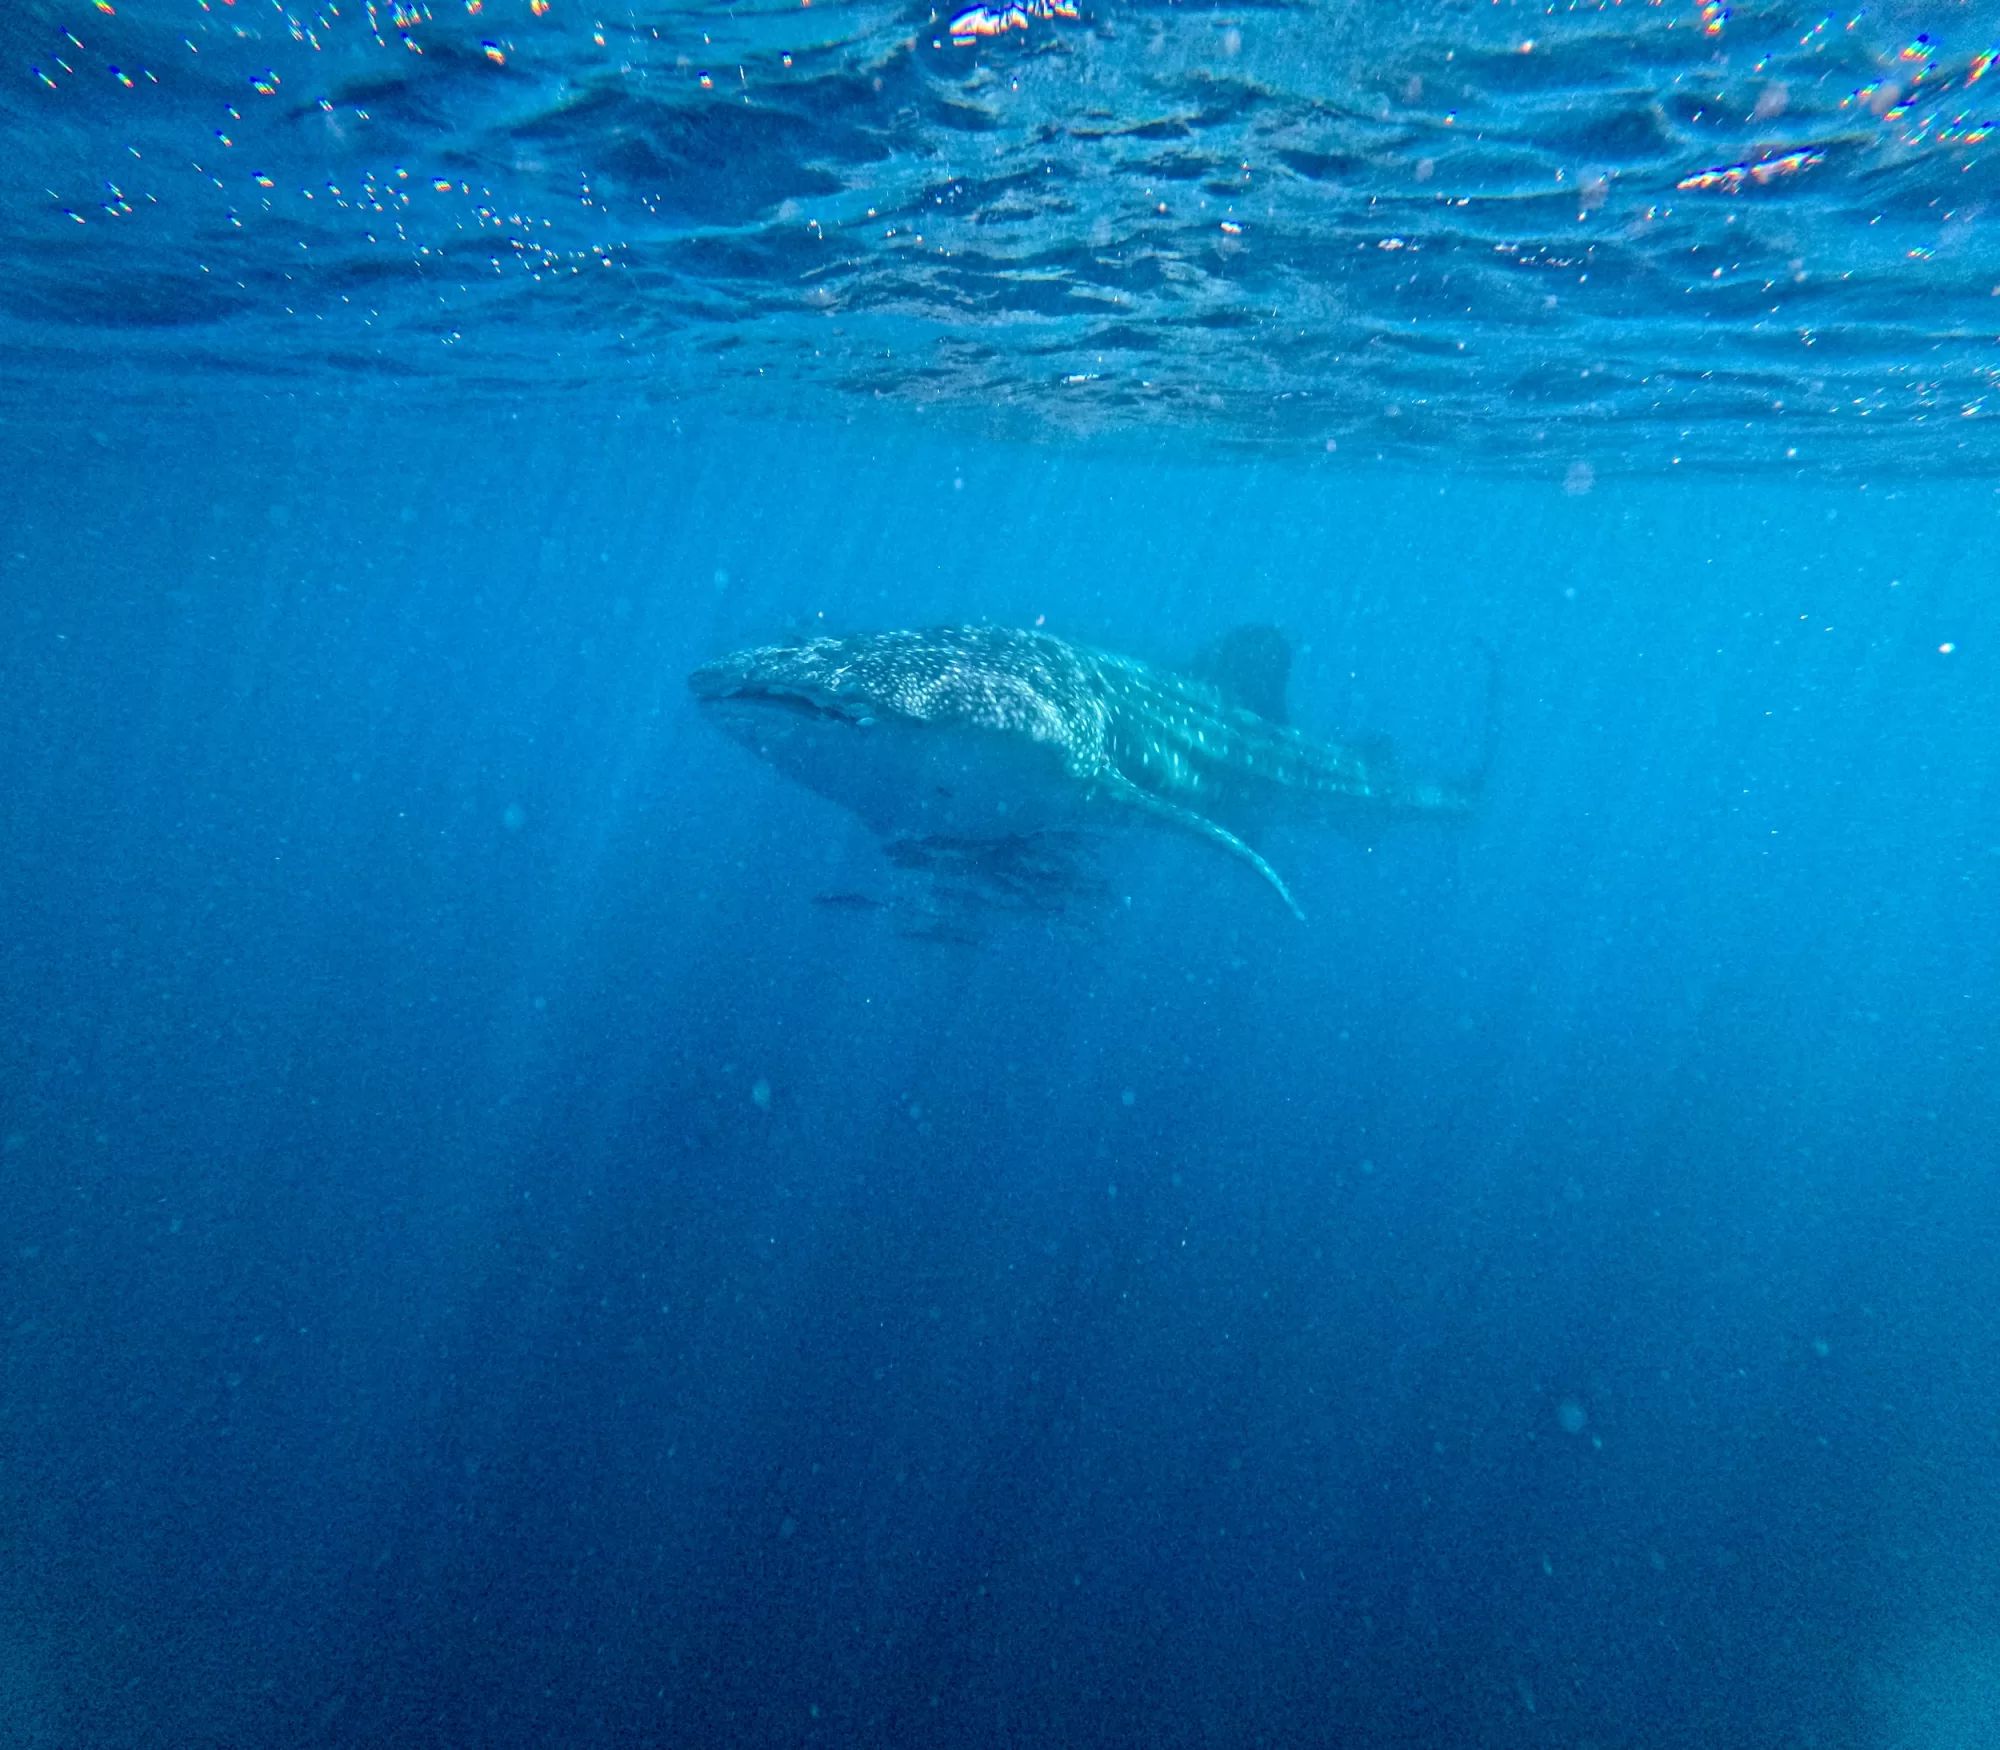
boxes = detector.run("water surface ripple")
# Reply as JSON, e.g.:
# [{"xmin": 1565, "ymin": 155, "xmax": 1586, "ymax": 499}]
[{"xmin": 8, "ymin": 0, "xmax": 2000, "ymax": 469}]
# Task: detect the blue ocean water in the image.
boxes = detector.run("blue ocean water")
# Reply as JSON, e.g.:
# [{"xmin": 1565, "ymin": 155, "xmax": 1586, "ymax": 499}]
[{"xmin": 6, "ymin": 3, "xmax": 2000, "ymax": 1747}]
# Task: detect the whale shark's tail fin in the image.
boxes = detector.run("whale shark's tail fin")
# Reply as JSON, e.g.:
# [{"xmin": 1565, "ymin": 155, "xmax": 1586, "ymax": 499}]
[
  {"xmin": 1459, "ymin": 637, "xmax": 1503, "ymax": 801},
  {"xmin": 1383, "ymin": 639, "xmax": 1501, "ymax": 819}
]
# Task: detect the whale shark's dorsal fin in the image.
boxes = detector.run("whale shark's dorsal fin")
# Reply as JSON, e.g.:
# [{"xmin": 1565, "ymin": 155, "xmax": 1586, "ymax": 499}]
[
  {"xmin": 1107, "ymin": 777, "xmax": 1306, "ymax": 922},
  {"xmin": 1189, "ymin": 625, "xmax": 1292, "ymax": 724}
]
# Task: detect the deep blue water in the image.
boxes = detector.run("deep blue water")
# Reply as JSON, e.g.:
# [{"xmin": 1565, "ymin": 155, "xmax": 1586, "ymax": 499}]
[
  {"xmin": 7, "ymin": 1, "xmax": 2000, "ymax": 1744},
  {"xmin": 5, "ymin": 398, "xmax": 1999, "ymax": 1747}
]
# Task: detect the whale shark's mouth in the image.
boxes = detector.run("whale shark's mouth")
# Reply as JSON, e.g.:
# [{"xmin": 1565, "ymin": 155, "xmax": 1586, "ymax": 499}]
[{"xmin": 688, "ymin": 669, "xmax": 877, "ymax": 727}]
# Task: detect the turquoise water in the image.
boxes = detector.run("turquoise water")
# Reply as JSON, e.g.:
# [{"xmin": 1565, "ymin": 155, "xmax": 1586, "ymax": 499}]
[{"xmin": 4, "ymin": 5, "xmax": 2000, "ymax": 1747}]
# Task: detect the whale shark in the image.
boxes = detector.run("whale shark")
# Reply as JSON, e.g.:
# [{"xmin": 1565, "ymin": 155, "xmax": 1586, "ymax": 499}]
[{"xmin": 687, "ymin": 625, "xmax": 1491, "ymax": 924}]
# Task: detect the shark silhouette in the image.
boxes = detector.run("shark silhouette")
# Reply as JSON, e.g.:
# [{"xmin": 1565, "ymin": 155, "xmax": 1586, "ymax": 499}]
[{"xmin": 688, "ymin": 625, "xmax": 1491, "ymax": 923}]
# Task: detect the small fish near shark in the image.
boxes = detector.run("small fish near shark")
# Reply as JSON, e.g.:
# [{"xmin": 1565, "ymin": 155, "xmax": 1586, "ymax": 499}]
[{"xmin": 687, "ymin": 624, "xmax": 1495, "ymax": 926}]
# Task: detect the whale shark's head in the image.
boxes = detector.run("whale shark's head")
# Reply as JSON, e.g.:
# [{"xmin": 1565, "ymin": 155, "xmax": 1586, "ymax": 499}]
[
  {"xmin": 687, "ymin": 635, "xmax": 888, "ymax": 731},
  {"xmin": 688, "ymin": 630, "xmax": 1098, "ymax": 839},
  {"xmin": 689, "ymin": 629, "xmax": 1089, "ymax": 740},
  {"xmin": 690, "ymin": 637, "xmax": 914, "ymax": 833}
]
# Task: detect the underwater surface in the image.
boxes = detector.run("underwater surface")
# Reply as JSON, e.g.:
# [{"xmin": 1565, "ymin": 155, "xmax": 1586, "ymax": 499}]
[{"xmin": 5, "ymin": 2, "xmax": 2000, "ymax": 1747}]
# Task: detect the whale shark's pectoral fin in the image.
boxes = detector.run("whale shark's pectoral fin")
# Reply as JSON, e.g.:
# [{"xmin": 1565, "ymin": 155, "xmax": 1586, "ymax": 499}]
[{"xmin": 1107, "ymin": 779, "xmax": 1305, "ymax": 922}]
